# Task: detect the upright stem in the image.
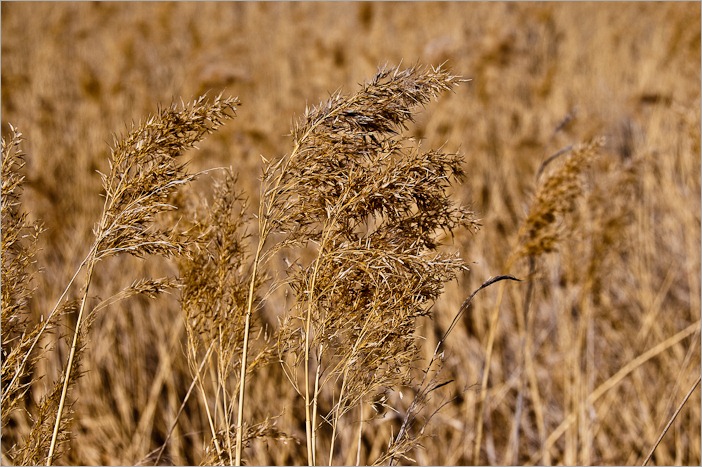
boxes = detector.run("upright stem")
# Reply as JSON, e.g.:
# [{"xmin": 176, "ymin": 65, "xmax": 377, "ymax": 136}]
[
  {"xmin": 523, "ymin": 258, "xmax": 549, "ymax": 464},
  {"xmin": 473, "ymin": 280, "xmax": 507, "ymax": 465},
  {"xmin": 47, "ymin": 248, "xmax": 98, "ymax": 465},
  {"xmin": 328, "ymin": 364, "xmax": 350, "ymax": 466},
  {"xmin": 234, "ymin": 234, "xmax": 265, "ymax": 466},
  {"xmin": 154, "ymin": 340, "xmax": 216, "ymax": 465},
  {"xmin": 304, "ymin": 270, "xmax": 319, "ymax": 466},
  {"xmin": 312, "ymin": 344, "xmax": 322, "ymax": 466},
  {"xmin": 233, "ymin": 106, "xmax": 340, "ymax": 465},
  {"xmin": 303, "ymin": 228, "xmax": 334, "ymax": 466},
  {"xmin": 198, "ymin": 365, "xmax": 223, "ymax": 461},
  {"xmin": 47, "ymin": 189, "xmax": 110, "ymax": 465},
  {"xmin": 233, "ymin": 141, "xmax": 303, "ymax": 465},
  {"xmin": 355, "ymin": 400, "xmax": 363, "ymax": 466}
]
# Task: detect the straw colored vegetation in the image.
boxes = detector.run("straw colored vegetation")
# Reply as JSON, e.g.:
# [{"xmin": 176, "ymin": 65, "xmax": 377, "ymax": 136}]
[{"xmin": 1, "ymin": 2, "xmax": 699, "ymax": 465}]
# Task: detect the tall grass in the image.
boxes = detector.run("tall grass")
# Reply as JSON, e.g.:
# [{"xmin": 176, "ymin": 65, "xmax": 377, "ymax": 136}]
[
  {"xmin": 2, "ymin": 2, "xmax": 699, "ymax": 465},
  {"xmin": 2, "ymin": 96, "xmax": 240, "ymax": 465},
  {"xmin": 2, "ymin": 64, "xmax": 493, "ymax": 465},
  {"xmin": 265, "ymin": 65, "xmax": 477, "ymax": 465}
]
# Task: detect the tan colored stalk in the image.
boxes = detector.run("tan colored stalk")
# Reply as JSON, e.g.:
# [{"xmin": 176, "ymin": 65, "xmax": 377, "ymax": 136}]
[
  {"xmin": 303, "ymin": 267, "xmax": 318, "ymax": 466},
  {"xmin": 312, "ymin": 343, "xmax": 322, "ymax": 466},
  {"xmin": 234, "ymin": 234, "xmax": 265, "ymax": 466},
  {"xmin": 1, "ymin": 250, "xmax": 92, "ymax": 409},
  {"xmin": 196, "ymin": 350, "xmax": 223, "ymax": 461},
  {"xmin": 233, "ymin": 134, "xmax": 308, "ymax": 465},
  {"xmin": 642, "ymin": 376, "xmax": 701, "ymax": 466},
  {"xmin": 219, "ymin": 328, "xmax": 234, "ymax": 464},
  {"xmin": 126, "ymin": 323, "xmax": 183, "ymax": 461},
  {"xmin": 355, "ymin": 401, "xmax": 363, "ymax": 466},
  {"xmin": 473, "ymin": 279, "xmax": 507, "ymax": 465},
  {"xmin": 50, "ymin": 95, "xmax": 238, "ymax": 465},
  {"xmin": 46, "ymin": 247, "xmax": 98, "ymax": 465},
  {"xmin": 234, "ymin": 95, "xmax": 351, "ymax": 464},
  {"xmin": 46, "ymin": 175, "xmax": 114, "ymax": 464},
  {"xmin": 328, "ymin": 354, "xmax": 351, "ymax": 465},
  {"xmin": 526, "ymin": 320, "xmax": 701, "ymax": 465},
  {"xmin": 154, "ymin": 340, "xmax": 216, "ymax": 465},
  {"xmin": 303, "ymin": 227, "xmax": 335, "ymax": 466}
]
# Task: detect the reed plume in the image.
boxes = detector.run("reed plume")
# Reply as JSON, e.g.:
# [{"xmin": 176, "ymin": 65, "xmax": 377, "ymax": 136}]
[
  {"xmin": 516, "ymin": 137, "xmax": 606, "ymax": 260},
  {"xmin": 1, "ymin": 95, "xmax": 239, "ymax": 465},
  {"xmin": 177, "ymin": 169, "xmax": 279, "ymax": 465},
  {"xmin": 264, "ymin": 64, "xmax": 478, "ymax": 464},
  {"xmin": 1, "ymin": 126, "xmax": 47, "ymax": 459}
]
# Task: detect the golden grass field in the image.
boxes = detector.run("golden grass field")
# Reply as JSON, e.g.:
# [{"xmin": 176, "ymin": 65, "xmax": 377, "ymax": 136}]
[{"xmin": 1, "ymin": 2, "xmax": 700, "ymax": 465}]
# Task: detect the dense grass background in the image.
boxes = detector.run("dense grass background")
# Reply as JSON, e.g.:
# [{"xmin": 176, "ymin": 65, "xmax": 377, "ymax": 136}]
[{"xmin": 2, "ymin": 2, "xmax": 700, "ymax": 465}]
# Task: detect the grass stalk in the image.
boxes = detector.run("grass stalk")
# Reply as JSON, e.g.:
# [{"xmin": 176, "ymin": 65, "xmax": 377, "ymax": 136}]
[
  {"xmin": 312, "ymin": 344, "xmax": 322, "ymax": 465},
  {"xmin": 642, "ymin": 376, "xmax": 701, "ymax": 466},
  {"xmin": 526, "ymin": 320, "xmax": 700, "ymax": 465},
  {"xmin": 154, "ymin": 340, "xmax": 216, "ymax": 465},
  {"xmin": 473, "ymin": 279, "xmax": 507, "ymax": 464},
  {"xmin": 234, "ymin": 236, "xmax": 265, "ymax": 466},
  {"xmin": 46, "ymin": 248, "xmax": 98, "ymax": 465},
  {"xmin": 303, "ymin": 269, "xmax": 318, "ymax": 466},
  {"xmin": 355, "ymin": 401, "xmax": 363, "ymax": 466},
  {"xmin": 1, "ymin": 249, "xmax": 92, "ymax": 409}
]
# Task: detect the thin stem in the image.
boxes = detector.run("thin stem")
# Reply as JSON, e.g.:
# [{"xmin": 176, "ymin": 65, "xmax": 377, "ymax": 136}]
[
  {"xmin": 46, "ymin": 178, "xmax": 111, "ymax": 465},
  {"xmin": 328, "ymin": 358, "xmax": 349, "ymax": 466},
  {"xmin": 47, "ymin": 247, "xmax": 98, "ymax": 465},
  {"xmin": 126, "ymin": 321, "xmax": 183, "ymax": 461},
  {"xmin": 303, "ymin": 226, "xmax": 337, "ymax": 466},
  {"xmin": 154, "ymin": 340, "xmax": 216, "ymax": 465},
  {"xmin": 507, "ymin": 258, "xmax": 535, "ymax": 464},
  {"xmin": 642, "ymin": 375, "xmax": 700, "ymax": 466},
  {"xmin": 234, "ymin": 109, "xmax": 321, "ymax": 466},
  {"xmin": 355, "ymin": 400, "xmax": 363, "ymax": 466},
  {"xmin": 389, "ymin": 275, "xmax": 519, "ymax": 466},
  {"xmin": 2, "ymin": 249, "xmax": 93, "ymax": 408},
  {"xmin": 304, "ymin": 259, "xmax": 321, "ymax": 466},
  {"xmin": 525, "ymin": 320, "xmax": 700, "ymax": 465},
  {"xmin": 329, "ymin": 301, "xmax": 378, "ymax": 465},
  {"xmin": 524, "ymin": 259, "xmax": 548, "ymax": 464},
  {"xmin": 473, "ymin": 281, "xmax": 507, "ymax": 465},
  {"xmin": 219, "ymin": 328, "xmax": 234, "ymax": 465},
  {"xmin": 312, "ymin": 344, "xmax": 322, "ymax": 466},
  {"xmin": 197, "ymin": 359, "xmax": 223, "ymax": 462},
  {"xmin": 234, "ymin": 232, "xmax": 265, "ymax": 466},
  {"xmin": 198, "ymin": 339, "xmax": 226, "ymax": 462}
]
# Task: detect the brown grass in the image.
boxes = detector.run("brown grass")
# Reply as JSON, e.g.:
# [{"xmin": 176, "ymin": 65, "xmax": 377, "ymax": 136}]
[{"xmin": 2, "ymin": 2, "xmax": 700, "ymax": 466}]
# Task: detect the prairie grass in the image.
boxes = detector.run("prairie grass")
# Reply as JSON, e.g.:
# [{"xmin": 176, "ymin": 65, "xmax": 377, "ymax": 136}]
[{"xmin": 2, "ymin": 2, "xmax": 700, "ymax": 466}]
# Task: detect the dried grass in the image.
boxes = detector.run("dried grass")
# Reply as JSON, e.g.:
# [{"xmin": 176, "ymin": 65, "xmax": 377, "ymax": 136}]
[{"xmin": 2, "ymin": 3, "xmax": 699, "ymax": 465}]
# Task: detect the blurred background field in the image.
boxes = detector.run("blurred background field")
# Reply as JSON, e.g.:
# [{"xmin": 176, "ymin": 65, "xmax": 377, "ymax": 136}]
[{"xmin": 1, "ymin": 2, "xmax": 700, "ymax": 465}]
